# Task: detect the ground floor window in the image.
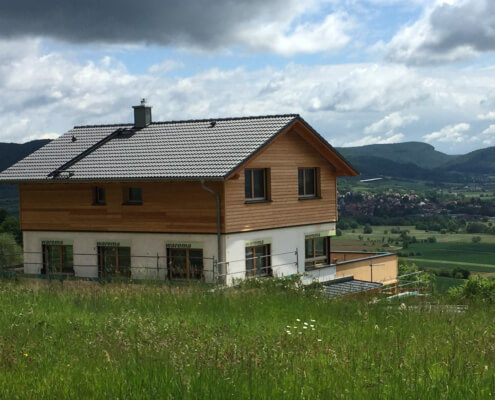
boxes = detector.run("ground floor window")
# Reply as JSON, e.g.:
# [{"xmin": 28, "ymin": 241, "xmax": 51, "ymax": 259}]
[
  {"xmin": 167, "ymin": 248, "xmax": 203, "ymax": 280},
  {"xmin": 305, "ymin": 237, "xmax": 329, "ymax": 268},
  {"xmin": 98, "ymin": 246, "xmax": 131, "ymax": 278},
  {"xmin": 42, "ymin": 244, "xmax": 74, "ymax": 274},
  {"xmin": 245, "ymin": 244, "xmax": 272, "ymax": 277}
]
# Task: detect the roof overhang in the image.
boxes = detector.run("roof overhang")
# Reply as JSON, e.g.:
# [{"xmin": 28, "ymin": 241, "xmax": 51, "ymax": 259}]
[{"xmin": 224, "ymin": 117, "xmax": 359, "ymax": 180}]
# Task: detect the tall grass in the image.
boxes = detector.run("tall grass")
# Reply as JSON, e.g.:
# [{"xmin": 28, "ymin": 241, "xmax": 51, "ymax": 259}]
[{"xmin": 0, "ymin": 279, "xmax": 494, "ymax": 399}]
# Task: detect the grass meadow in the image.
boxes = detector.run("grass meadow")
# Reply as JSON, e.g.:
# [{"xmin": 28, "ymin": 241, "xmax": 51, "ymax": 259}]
[{"xmin": 0, "ymin": 280, "xmax": 494, "ymax": 399}]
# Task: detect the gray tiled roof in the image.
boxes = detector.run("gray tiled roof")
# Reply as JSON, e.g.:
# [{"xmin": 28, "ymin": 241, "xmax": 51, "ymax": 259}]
[
  {"xmin": 0, "ymin": 115, "xmax": 299, "ymax": 182},
  {"xmin": 323, "ymin": 277, "xmax": 383, "ymax": 298}
]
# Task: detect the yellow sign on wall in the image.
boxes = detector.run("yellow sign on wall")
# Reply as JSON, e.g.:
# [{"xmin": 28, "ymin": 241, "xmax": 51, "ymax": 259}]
[
  {"xmin": 245, "ymin": 238, "xmax": 272, "ymax": 247},
  {"xmin": 304, "ymin": 229, "xmax": 336, "ymax": 239},
  {"xmin": 166, "ymin": 242, "xmax": 203, "ymax": 249}
]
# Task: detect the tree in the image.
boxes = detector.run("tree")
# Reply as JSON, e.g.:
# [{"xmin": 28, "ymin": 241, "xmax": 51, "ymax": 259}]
[
  {"xmin": 363, "ymin": 224, "xmax": 373, "ymax": 234},
  {"xmin": 0, "ymin": 233, "xmax": 23, "ymax": 269},
  {"xmin": 0, "ymin": 216, "xmax": 21, "ymax": 244},
  {"xmin": 452, "ymin": 267, "xmax": 470, "ymax": 280},
  {"xmin": 466, "ymin": 222, "xmax": 486, "ymax": 234},
  {"xmin": 472, "ymin": 236, "xmax": 482, "ymax": 243}
]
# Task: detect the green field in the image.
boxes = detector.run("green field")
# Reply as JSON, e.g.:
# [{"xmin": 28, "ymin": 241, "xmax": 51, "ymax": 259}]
[
  {"xmin": 0, "ymin": 280, "xmax": 494, "ymax": 399},
  {"xmin": 405, "ymin": 242, "xmax": 495, "ymax": 266},
  {"xmin": 433, "ymin": 276, "xmax": 465, "ymax": 292},
  {"xmin": 334, "ymin": 226, "xmax": 495, "ymax": 276},
  {"xmin": 334, "ymin": 225, "xmax": 495, "ymax": 246}
]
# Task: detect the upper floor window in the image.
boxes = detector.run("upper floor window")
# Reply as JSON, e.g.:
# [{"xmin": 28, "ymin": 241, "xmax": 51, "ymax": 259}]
[
  {"xmin": 245, "ymin": 168, "xmax": 269, "ymax": 202},
  {"xmin": 124, "ymin": 187, "xmax": 142, "ymax": 205},
  {"xmin": 93, "ymin": 186, "xmax": 106, "ymax": 205},
  {"xmin": 298, "ymin": 168, "xmax": 319, "ymax": 198}
]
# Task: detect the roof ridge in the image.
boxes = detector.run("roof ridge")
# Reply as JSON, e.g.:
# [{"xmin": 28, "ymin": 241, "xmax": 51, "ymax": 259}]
[
  {"xmin": 73, "ymin": 123, "xmax": 133, "ymax": 129},
  {"xmin": 73, "ymin": 114, "xmax": 299, "ymax": 129}
]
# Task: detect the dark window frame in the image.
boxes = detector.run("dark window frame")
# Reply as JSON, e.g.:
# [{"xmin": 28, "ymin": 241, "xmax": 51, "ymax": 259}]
[
  {"xmin": 97, "ymin": 246, "xmax": 132, "ymax": 278},
  {"xmin": 245, "ymin": 244, "xmax": 272, "ymax": 277},
  {"xmin": 167, "ymin": 248, "xmax": 204, "ymax": 281},
  {"xmin": 298, "ymin": 167, "xmax": 320, "ymax": 199},
  {"xmin": 304, "ymin": 236, "xmax": 329, "ymax": 269},
  {"xmin": 42, "ymin": 244, "xmax": 74, "ymax": 275},
  {"xmin": 123, "ymin": 187, "xmax": 143, "ymax": 205},
  {"xmin": 93, "ymin": 186, "xmax": 106, "ymax": 205},
  {"xmin": 244, "ymin": 168, "xmax": 270, "ymax": 203}
]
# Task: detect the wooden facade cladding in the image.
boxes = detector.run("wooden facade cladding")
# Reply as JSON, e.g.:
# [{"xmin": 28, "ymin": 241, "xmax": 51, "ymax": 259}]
[
  {"xmin": 19, "ymin": 181, "xmax": 225, "ymax": 233},
  {"xmin": 224, "ymin": 126, "xmax": 338, "ymax": 233},
  {"xmin": 18, "ymin": 123, "xmax": 346, "ymax": 235}
]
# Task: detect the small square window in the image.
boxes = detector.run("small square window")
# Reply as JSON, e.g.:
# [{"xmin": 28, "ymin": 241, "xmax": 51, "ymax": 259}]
[
  {"xmin": 124, "ymin": 187, "xmax": 142, "ymax": 204},
  {"xmin": 93, "ymin": 187, "xmax": 106, "ymax": 205}
]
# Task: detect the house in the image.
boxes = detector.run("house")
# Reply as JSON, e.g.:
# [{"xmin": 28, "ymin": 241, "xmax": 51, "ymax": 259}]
[{"xmin": 0, "ymin": 102, "xmax": 398, "ymax": 287}]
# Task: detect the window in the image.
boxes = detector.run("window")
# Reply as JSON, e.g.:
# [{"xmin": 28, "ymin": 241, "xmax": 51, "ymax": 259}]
[
  {"xmin": 124, "ymin": 187, "xmax": 142, "ymax": 204},
  {"xmin": 245, "ymin": 244, "xmax": 272, "ymax": 277},
  {"xmin": 167, "ymin": 248, "xmax": 204, "ymax": 280},
  {"xmin": 245, "ymin": 168, "xmax": 269, "ymax": 202},
  {"xmin": 93, "ymin": 187, "xmax": 106, "ymax": 205},
  {"xmin": 98, "ymin": 246, "xmax": 131, "ymax": 278},
  {"xmin": 305, "ymin": 237, "xmax": 328, "ymax": 268},
  {"xmin": 298, "ymin": 168, "xmax": 319, "ymax": 198},
  {"xmin": 42, "ymin": 244, "xmax": 74, "ymax": 274}
]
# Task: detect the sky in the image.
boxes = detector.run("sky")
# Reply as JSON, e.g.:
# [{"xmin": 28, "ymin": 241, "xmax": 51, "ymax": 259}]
[{"xmin": 0, "ymin": 0, "xmax": 495, "ymax": 154}]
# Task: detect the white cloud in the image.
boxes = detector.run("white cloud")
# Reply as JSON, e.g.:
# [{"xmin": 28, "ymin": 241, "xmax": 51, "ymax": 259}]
[
  {"xmin": 364, "ymin": 112, "xmax": 418, "ymax": 134},
  {"xmin": 1, "ymin": 39, "xmax": 495, "ymax": 154},
  {"xmin": 482, "ymin": 124, "xmax": 495, "ymax": 135},
  {"xmin": 424, "ymin": 123, "xmax": 470, "ymax": 143},
  {"xmin": 238, "ymin": 12, "xmax": 353, "ymax": 56},
  {"xmin": 477, "ymin": 111, "xmax": 495, "ymax": 120},
  {"xmin": 384, "ymin": 0, "xmax": 495, "ymax": 65},
  {"xmin": 148, "ymin": 60, "xmax": 184, "ymax": 74}
]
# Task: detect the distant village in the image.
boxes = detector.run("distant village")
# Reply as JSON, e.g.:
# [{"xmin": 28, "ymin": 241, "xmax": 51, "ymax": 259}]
[{"xmin": 339, "ymin": 189, "xmax": 495, "ymax": 221}]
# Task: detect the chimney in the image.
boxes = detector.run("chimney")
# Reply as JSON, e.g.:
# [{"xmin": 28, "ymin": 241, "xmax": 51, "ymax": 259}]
[{"xmin": 132, "ymin": 98, "xmax": 152, "ymax": 128}]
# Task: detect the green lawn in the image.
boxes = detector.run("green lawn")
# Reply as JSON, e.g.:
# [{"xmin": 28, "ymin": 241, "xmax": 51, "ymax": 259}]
[{"xmin": 0, "ymin": 280, "xmax": 494, "ymax": 399}]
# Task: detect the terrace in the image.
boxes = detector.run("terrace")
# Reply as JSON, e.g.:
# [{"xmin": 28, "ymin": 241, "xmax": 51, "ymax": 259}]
[{"xmin": 303, "ymin": 250, "xmax": 398, "ymax": 292}]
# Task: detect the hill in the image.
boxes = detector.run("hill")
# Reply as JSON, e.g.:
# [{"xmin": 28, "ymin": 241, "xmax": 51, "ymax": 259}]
[
  {"xmin": 0, "ymin": 139, "xmax": 51, "ymax": 216},
  {"xmin": 336, "ymin": 142, "xmax": 457, "ymax": 170},
  {"xmin": 0, "ymin": 139, "xmax": 51, "ymax": 172},
  {"xmin": 341, "ymin": 154, "xmax": 460, "ymax": 182},
  {"xmin": 439, "ymin": 146, "xmax": 495, "ymax": 175}
]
